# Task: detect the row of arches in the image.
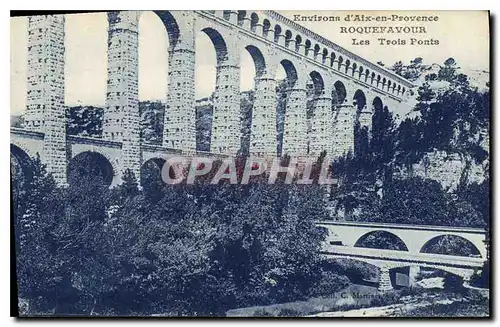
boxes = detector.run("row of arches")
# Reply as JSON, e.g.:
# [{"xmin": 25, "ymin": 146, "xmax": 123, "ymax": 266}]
[
  {"xmin": 209, "ymin": 10, "xmax": 407, "ymax": 96},
  {"xmin": 353, "ymin": 230, "xmax": 483, "ymax": 258}
]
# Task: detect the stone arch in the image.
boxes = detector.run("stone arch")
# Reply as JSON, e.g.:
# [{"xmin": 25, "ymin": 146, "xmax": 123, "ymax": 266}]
[
  {"xmin": 68, "ymin": 151, "xmax": 116, "ymax": 186},
  {"xmin": 358, "ymin": 66, "xmax": 364, "ymax": 79},
  {"xmin": 309, "ymin": 71, "xmax": 325, "ymax": 96},
  {"xmin": 262, "ymin": 19, "xmax": 271, "ymax": 38},
  {"xmin": 387, "ymin": 80, "xmax": 392, "ymax": 92},
  {"xmin": 337, "ymin": 55, "xmax": 343, "ymax": 70},
  {"xmin": 370, "ymin": 72, "xmax": 376, "ymax": 84},
  {"xmin": 11, "ymin": 144, "xmax": 36, "ymax": 182},
  {"xmin": 351, "ymin": 62, "xmax": 357, "ymax": 76},
  {"xmin": 140, "ymin": 157, "xmax": 166, "ymax": 186},
  {"xmin": 10, "ymin": 140, "xmax": 38, "ymax": 160},
  {"xmin": 273, "ymin": 24, "xmax": 282, "ymax": 42},
  {"xmin": 200, "ymin": 27, "xmax": 228, "ymax": 65},
  {"xmin": 244, "ymin": 45, "xmax": 267, "ymax": 77},
  {"xmin": 313, "ymin": 44, "xmax": 321, "ymax": 60},
  {"xmin": 237, "ymin": 10, "xmax": 246, "ymax": 26},
  {"xmin": 345, "ymin": 59, "xmax": 351, "ymax": 74},
  {"xmin": 250, "ymin": 12, "xmax": 259, "ymax": 32},
  {"xmin": 280, "ymin": 59, "xmax": 299, "ymax": 88},
  {"xmin": 333, "ymin": 80, "xmax": 347, "ymax": 105},
  {"xmin": 222, "ymin": 10, "xmax": 231, "ymax": 21},
  {"xmin": 321, "ymin": 48, "xmax": 328, "ymax": 65},
  {"xmin": 382, "ymin": 77, "xmax": 387, "ymax": 90},
  {"xmin": 354, "ymin": 230, "xmax": 409, "ymax": 251},
  {"xmin": 420, "ymin": 235, "xmax": 482, "ymax": 258},
  {"xmin": 295, "ymin": 35, "xmax": 302, "ymax": 52},
  {"xmin": 372, "ymin": 96, "xmax": 383, "ymax": 112},
  {"xmin": 330, "ymin": 52, "xmax": 336, "ymax": 68},
  {"xmin": 284, "ymin": 30, "xmax": 293, "ymax": 48},
  {"xmin": 353, "ymin": 89, "xmax": 367, "ymax": 112},
  {"xmin": 304, "ymin": 39, "xmax": 312, "ymax": 56},
  {"xmin": 376, "ymin": 74, "xmax": 381, "ymax": 87},
  {"xmin": 364, "ymin": 68, "xmax": 370, "ymax": 82},
  {"xmin": 152, "ymin": 11, "xmax": 181, "ymax": 50}
]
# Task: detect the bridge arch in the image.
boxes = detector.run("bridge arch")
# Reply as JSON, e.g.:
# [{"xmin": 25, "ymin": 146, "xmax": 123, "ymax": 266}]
[
  {"xmin": 11, "ymin": 144, "xmax": 36, "ymax": 182},
  {"xmin": 68, "ymin": 151, "xmax": 117, "ymax": 186},
  {"xmin": 353, "ymin": 89, "xmax": 367, "ymax": 112},
  {"xmin": 151, "ymin": 11, "xmax": 182, "ymax": 51},
  {"xmin": 308, "ymin": 71, "xmax": 325, "ymax": 96},
  {"xmin": 420, "ymin": 234, "xmax": 483, "ymax": 258},
  {"xmin": 354, "ymin": 230, "xmax": 409, "ymax": 251},
  {"xmin": 333, "ymin": 80, "xmax": 347, "ymax": 105},
  {"xmin": 372, "ymin": 96, "xmax": 383, "ymax": 113},
  {"xmin": 140, "ymin": 157, "xmax": 166, "ymax": 186},
  {"xmin": 244, "ymin": 45, "xmax": 267, "ymax": 77},
  {"xmin": 199, "ymin": 27, "xmax": 229, "ymax": 65}
]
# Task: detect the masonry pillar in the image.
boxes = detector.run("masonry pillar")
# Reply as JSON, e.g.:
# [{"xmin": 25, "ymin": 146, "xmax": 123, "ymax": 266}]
[
  {"xmin": 163, "ymin": 16, "xmax": 196, "ymax": 153},
  {"xmin": 211, "ymin": 60, "xmax": 241, "ymax": 155},
  {"xmin": 409, "ymin": 265, "xmax": 421, "ymax": 286},
  {"xmin": 282, "ymin": 88, "xmax": 307, "ymax": 156},
  {"xmin": 309, "ymin": 94, "xmax": 333, "ymax": 157},
  {"xmin": 379, "ymin": 266, "xmax": 393, "ymax": 292},
  {"xmin": 331, "ymin": 104, "xmax": 355, "ymax": 158},
  {"xmin": 250, "ymin": 73, "xmax": 277, "ymax": 156},
  {"xmin": 358, "ymin": 104, "xmax": 373, "ymax": 140},
  {"xmin": 104, "ymin": 11, "xmax": 141, "ymax": 179},
  {"xmin": 26, "ymin": 14, "xmax": 68, "ymax": 185}
]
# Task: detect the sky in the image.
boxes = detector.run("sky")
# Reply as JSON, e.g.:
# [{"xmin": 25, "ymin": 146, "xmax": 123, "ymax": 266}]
[{"xmin": 10, "ymin": 11, "xmax": 489, "ymax": 114}]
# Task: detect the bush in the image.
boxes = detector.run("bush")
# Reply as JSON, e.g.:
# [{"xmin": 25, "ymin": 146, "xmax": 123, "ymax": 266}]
[{"xmin": 308, "ymin": 271, "xmax": 350, "ymax": 297}]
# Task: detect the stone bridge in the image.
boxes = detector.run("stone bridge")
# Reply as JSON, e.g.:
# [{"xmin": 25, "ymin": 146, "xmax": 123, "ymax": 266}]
[
  {"xmin": 11, "ymin": 10, "xmax": 413, "ymax": 185},
  {"xmin": 316, "ymin": 221, "xmax": 487, "ymax": 291}
]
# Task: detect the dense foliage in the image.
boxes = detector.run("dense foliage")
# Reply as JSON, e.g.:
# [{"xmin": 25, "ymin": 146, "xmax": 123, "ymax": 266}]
[{"xmin": 13, "ymin": 156, "xmax": 344, "ymax": 316}]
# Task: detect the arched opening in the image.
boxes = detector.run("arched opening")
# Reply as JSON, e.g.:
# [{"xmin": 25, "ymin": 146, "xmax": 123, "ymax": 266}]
[
  {"xmin": 304, "ymin": 39, "xmax": 312, "ymax": 56},
  {"xmin": 306, "ymin": 71, "xmax": 325, "ymax": 154},
  {"xmin": 420, "ymin": 235, "xmax": 482, "ymax": 257},
  {"xmin": 354, "ymin": 230, "xmax": 409, "ymax": 251},
  {"xmin": 274, "ymin": 24, "xmax": 282, "ymax": 43},
  {"xmin": 372, "ymin": 97, "xmax": 383, "ymax": 113},
  {"xmin": 370, "ymin": 72, "xmax": 376, "ymax": 84},
  {"xmin": 276, "ymin": 59, "xmax": 298, "ymax": 156},
  {"xmin": 332, "ymin": 81, "xmax": 347, "ymax": 106},
  {"xmin": 68, "ymin": 151, "xmax": 115, "ymax": 186},
  {"xmin": 250, "ymin": 13, "xmax": 259, "ymax": 32},
  {"xmin": 140, "ymin": 157, "xmax": 166, "ymax": 186},
  {"xmin": 240, "ymin": 44, "xmax": 267, "ymax": 154},
  {"xmin": 326, "ymin": 258, "xmax": 379, "ymax": 286},
  {"xmin": 330, "ymin": 52, "xmax": 336, "ymax": 68},
  {"xmin": 353, "ymin": 89, "xmax": 366, "ymax": 113},
  {"xmin": 195, "ymin": 27, "xmax": 229, "ymax": 152},
  {"xmin": 313, "ymin": 44, "xmax": 320, "ymax": 60},
  {"xmin": 284, "ymin": 30, "xmax": 293, "ymax": 48},
  {"xmin": 345, "ymin": 59, "xmax": 351, "ymax": 74},
  {"xmin": 322, "ymin": 48, "xmax": 328, "ymax": 65},
  {"xmin": 222, "ymin": 10, "xmax": 231, "ymax": 21},
  {"xmin": 295, "ymin": 35, "xmax": 302, "ymax": 52},
  {"xmin": 358, "ymin": 66, "xmax": 364, "ymax": 80},
  {"xmin": 364, "ymin": 69, "xmax": 370, "ymax": 83},
  {"xmin": 351, "ymin": 63, "xmax": 357, "ymax": 77},
  {"xmin": 353, "ymin": 89, "xmax": 368, "ymax": 157},
  {"xmin": 337, "ymin": 55, "xmax": 343, "ymax": 70},
  {"xmin": 237, "ymin": 10, "xmax": 246, "ymax": 26},
  {"xmin": 11, "ymin": 144, "xmax": 35, "ymax": 188},
  {"xmin": 262, "ymin": 19, "xmax": 271, "ymax": 38}
]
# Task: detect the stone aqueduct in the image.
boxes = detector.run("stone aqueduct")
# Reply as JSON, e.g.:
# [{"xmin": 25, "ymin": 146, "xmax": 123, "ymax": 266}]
[{"xmin": 11, "ymin": 10, "xmax": 413, "ymax": 186}]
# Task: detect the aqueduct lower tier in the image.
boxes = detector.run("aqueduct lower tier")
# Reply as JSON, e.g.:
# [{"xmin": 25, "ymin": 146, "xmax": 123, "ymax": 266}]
[{"xmin": 18, "ymin": 11, "xmax": 413, "ymax": 185}]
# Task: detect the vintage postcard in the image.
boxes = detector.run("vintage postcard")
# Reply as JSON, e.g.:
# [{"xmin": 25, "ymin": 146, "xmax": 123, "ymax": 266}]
[{"xmin": 10, "ymin": 10, "xmax": 490, "ymax": 318}]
